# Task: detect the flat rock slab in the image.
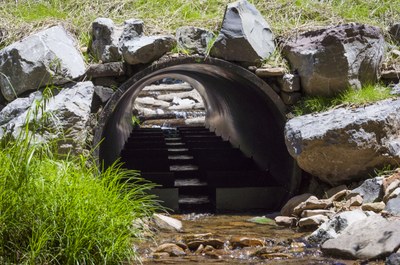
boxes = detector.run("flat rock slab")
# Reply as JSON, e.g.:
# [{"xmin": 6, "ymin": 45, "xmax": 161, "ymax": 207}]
[
  {"xmin": 285, "ymin": 98, "xmax": 400, "ymax": 185},
  {"xmin": 0, "ymin": 26, "xmax": 86, "ymax": 102},
  {"xmin": 321, "ymin": 215, "xmax": 400, "ymax": 260}
]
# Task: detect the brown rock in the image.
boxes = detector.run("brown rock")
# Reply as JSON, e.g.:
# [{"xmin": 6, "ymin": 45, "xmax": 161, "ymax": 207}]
[
  {"xmin": 194, "ymin": 244, "xmax": 204, "ymax": 254},
  {"xmin": 298, "ymin": 214, "xmax": 329, "ymax": 228},
  {"xmin": 154, "ymin": 243, "xmax": 186, "ymax": 257},
  {"xmin": 230, "ymin": 237, "xmax": 264, "ymax": 248},
  {"xmin": 328, "ymin": 189, "xmax": 350, "ymax": 202},
  {"xmin": 153, "ymin": 252, "xmax": 170, "ymax": 259},
  {"xmin": 293, "ymin": 196, "xmax": 332, "ymax": 216},
  {"xmin": 384, "ymin": 187, "xmax": 400, "ymax": 203},
  {"xmin": 275, "ymin": 216, "xmax": 297, "ymax": 227},
  {"xmin": 85, "ymin": 62, "xmax": 126, "ymax": 78},
  {"xmin": 345, "ymin": 194, "xmax": 363, "ymax": 207},
  {"xmin": 383, "ymin": 172, "xmax": 400, "ymax": 192},
  {"xmin": 280, "ymin": 193, "xmax": 313, "ymax": 216},
  {"xmin": 187, "ymin": 239, "xmax": 225, "ymax": 250},
  {"xmin": 384, "ymin": 179, "xmax": 400, "ymax": 202},
  {"xmin": 361, "ymin": 202, "xmax": 386, "ymax": 213},
  {"xmin": 301, "ymin": 209, "xmax": 335, "ymax": 218},
  {"xmin": 324, "ymin": 185, "xmax": 347, "ymax": 199},
  {"xmin": 255, "ymin": 67, "xmax": 286, "ymax": 77}
]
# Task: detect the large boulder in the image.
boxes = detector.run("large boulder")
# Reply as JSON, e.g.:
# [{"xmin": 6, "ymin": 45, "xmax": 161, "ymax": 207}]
[
  {"xmin": 285, "ymin": 98, "xmax": 400, "ymax": 185},
  {"xmin": 281, "ymin": 23, "xmax": 385, "ymax": 96},
  {"xmin": 120, "ymin": 35, "xmax": 176, "ymax": 65},
  {"xmin": 176, "ymin": 26, "xmax": 214, "ymax": 55},
  {"xmin": 0, "ymin": 26, "xmax": 86, "ymax": 102},
  {"xmin": 0, "ymin": 82, "xmax": 95, "ymax": 154},
  {"xmin": 209, "ymin": 0, "xmax": 275, "ymax": 64},
  {"xmin": 321, "ymin": 215, "xmax": 400, "ymax": 260}
]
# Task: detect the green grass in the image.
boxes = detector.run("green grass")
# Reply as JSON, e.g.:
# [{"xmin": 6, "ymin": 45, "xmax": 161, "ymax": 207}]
[
  {"xmin": 291, "ymin": 84, "xmax": 394, "ymax": 116},
  {"xmin": 0, "ymin": 124, "xmax": 159, "ymax": 264},
  {"xmin": 1, "ymin": 0, "xmax": 399, "ymax": 51}
]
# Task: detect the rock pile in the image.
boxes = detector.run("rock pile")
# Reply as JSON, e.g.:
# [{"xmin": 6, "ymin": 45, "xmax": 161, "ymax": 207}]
[{"xmin": 275, "ymin": 169, "xmax": 400, "ymax": 260}]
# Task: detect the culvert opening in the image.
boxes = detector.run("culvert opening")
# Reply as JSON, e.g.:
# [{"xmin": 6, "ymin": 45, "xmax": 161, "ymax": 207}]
[{"xmin": 94, "ymin": 56, "xmax": 300, "ymax": 213}]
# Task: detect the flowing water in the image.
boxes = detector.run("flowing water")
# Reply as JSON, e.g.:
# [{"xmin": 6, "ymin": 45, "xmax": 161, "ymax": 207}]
[{"xmin": 137, "ymin": 214, "xmax": 385, "ymax": 265}]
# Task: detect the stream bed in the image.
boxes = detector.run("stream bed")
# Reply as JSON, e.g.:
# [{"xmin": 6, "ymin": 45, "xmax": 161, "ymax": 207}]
[{"xmin": 137, "ymin": 214, "xmax": 385, "ymax": 265}]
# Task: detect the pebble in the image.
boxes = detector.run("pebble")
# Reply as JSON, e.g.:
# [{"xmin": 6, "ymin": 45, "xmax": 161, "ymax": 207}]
[
  {"xmin": 298, "ymin": 214, "xmax": 329, "ymax": 228},
  {"xmin": 230, "ymin": 237, "xmax": 264, "ymax": 248},
  {"xmin": 275, "ymin": 216, "xmax": 297, "ymax": 227},
  {"xmin": 154, "ymin": 243, "xmax": 186, "ymax": 257},
  {"xmin": 361, "ymin": 202, "xmax": 386, "ymax": 212}
]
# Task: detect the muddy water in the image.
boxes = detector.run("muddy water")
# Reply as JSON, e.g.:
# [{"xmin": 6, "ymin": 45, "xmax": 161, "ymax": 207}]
[{"xmin": 137, "ymin": 214, "xmax": 384, "ymax": 265}]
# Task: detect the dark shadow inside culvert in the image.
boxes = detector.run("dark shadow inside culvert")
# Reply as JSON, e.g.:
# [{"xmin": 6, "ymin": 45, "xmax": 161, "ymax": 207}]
[{"xmin": 94, "ymin": 56, "xmax": 300, "ymax": 206}]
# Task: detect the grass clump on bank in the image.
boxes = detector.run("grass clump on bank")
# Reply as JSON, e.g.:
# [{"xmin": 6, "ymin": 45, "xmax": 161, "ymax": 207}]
[
  {"xmin": 291, "ymin": 84, "xmax": 394, "ymax": 116},
  {"xmin": 0, "ymin": 130, "xmax": 158, "ymax": 264}
]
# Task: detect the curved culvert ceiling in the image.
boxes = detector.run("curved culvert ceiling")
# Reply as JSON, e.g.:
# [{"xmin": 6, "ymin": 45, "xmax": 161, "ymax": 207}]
[{"xmin": 94, "ymin": 56, "xmax": 300, "ymax": 197}]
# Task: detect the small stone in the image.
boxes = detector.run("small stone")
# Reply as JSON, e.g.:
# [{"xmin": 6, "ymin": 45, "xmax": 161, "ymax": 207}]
[
  {"xmin": 345, "ymin": 194, "xmax": 363, "ymax": 207},
  {"xmin": 384, "ymin": 181, "xmax": 400, "ymax": 202},
  {"xmin": 86, "ymin": 62, "xmax": 126, "ymax": 78},
  {"xmin": 350, "ymin": 177, "xmax": 384, "ymax": 203},
  {"xmin": 383, "ymin": 172, "xmax": 400, "ymax": 193},
  {"xmin": 230, "ymin": 237, "xmax": 264, "ymax": 248},
  {"xmin": 298, "ymin": 214, "xmax": 329, "ymax": 228},
  {"xmin": 384, "ymin": 187, "xmax": 400, "ymax": 203},
  {"xmin": 293, "ymin": 196, "xmax": 332, "ymax": 216},
  {"xmin": 203, "ymin": 245, "xmax": 215, "ymax": 253},
  {"xmin": 280, "ymin": 73, "xmax": 301, "ymax": 92},
  {"xmin": 153, "ymin": 214, "xmax": 183, "ymax": 232},
  {"xmin": 194, "ymin": 244, "xmax": 204, "ymax": 254},
  {"xmin": 361, "ymin": 202, "xmax": 386, "ymax": 213},
  {"xmin": 274, "ymin": 216, "xmax": 296, "ymax": 227},
  {"xmin": 176, "ymin": 26, "xmax": 214, "ymax": 55},
  {"xmin": 154, "ymin": 243, "xmax": 186, "ymax": 257},
  {"xmin": 187, "ymin": 239, "xmax": 224, "ymax": 250},
  {"xmin": 280, "ymin": 193, "xmax": 313, "ymax": 216},
  {"xmin": 301, "ymin": 209, "xmax": 335, "ymax": 218},
  {"xmin": 255, "ymin": 67, "xmax": 286, "ymax": 77},
  {"xmin": 152, "ymin": 252, "xmax": 170, "ymax": 259},
  {"xmin": 328, "ymin": 189, "xmax": 350, "ymax": 202}
]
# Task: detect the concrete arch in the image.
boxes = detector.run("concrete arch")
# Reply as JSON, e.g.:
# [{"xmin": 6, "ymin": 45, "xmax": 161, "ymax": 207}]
[{"xmin": 94, "ymin": 56, "xmax": 300, "ymax": 197}]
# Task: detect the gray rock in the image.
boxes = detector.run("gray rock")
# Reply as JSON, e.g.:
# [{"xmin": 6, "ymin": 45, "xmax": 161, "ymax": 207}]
[
  {"xmin": 282, "ymin": 23, "xmax": 384, "ymax": 97},
  {"xmin": 0, "ymin": 26, "xmax": 86, "ymax": 102},
  {"xmin": 90, "ymin": 18, "xmax": 122, "ymax": 62},
  {"xmin": 386, "ymin": 253, "xmax": 400, "ymax": 265},
  {"xmin": 298, "ymin": 214, "xmax": 329, "ymax": 228},
  {"xmin": 86, "ymin": 62, "xmax": 126, "ymax": 78},
  {"xmin": 389, "ymin": 23, "xmax": 400, "ymax": 44},
  {"xmin": 308, "ymin": 210, "xmax": 368, "ymax": 245},
  {"xmin": 285, "ymin": 98, "xmax": 400, "ymax": 185},
  {"xmin": 350, "ymin": 177, "xmax": 384, "ymax": 203},
  {"xmin": 119, "ymin": 19, "xmax": 144, "ymax": 42},
  {"xmin": 385, "ymin": 197, "xmax": 400, "ymax": 216},
  {"xmin": 0, "ymin": 91, "xmax": 42, "ymax": 126},
  {"xmin": 91, "ymin": 86, "xmax": 114, "ymax": 112},
  {"xmin": 321, "ymin": 215, "xmax": 400, "ymax": 260},
  {"xmin": 209, "ymin": 0, "xmax": 275, "ymax": 63},
  {"xmin": 0, "ymin": 82, "xmax": 95, "ymax": 154},
  {"xmin": 120, "ymin": 35, "xmax": 176, "ymax": 65},
  {"xmin": 176, "ymin": 26, "xmax": 214, "ymax": 55}
]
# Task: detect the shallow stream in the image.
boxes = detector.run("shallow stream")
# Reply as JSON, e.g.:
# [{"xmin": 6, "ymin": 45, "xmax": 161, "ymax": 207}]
[{"xmin": 137, "ymin": 214, "xmax": 384, "ymax": 265}]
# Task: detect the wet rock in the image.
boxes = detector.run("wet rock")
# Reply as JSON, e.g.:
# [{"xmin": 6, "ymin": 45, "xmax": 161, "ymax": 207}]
[
  {"xmin": 298, "ymin": 214, "xmax": 329, "ymax": 228},
  {"xmin": 210, "ymin": 0, "xmax": 275, "ymax": 64},
  {"xmin": 249, "ymin": 246, "xmax": 286, "ymax": 258},
  {"xmin": 386, "ymin": 252, "xmax": 400, "ymax": 265},
  {"xmin": 0, "ymin": 26, "xmax": 86, "ymax": 102},
  {"xmin": 293, "ymin": 196, "xmax": 332, "ymax": 216},
  {"xmin": 255, "ymin": 67, "xmax": 286, "ymax": 77},
  {"xmin": 308, "ymin": 209, "xmax": 368, "ymax": 245},
  {"xmin": 85, "ymin": 62, "xmax": 126, "ymax": 78},
  {"xmin": 280, "ymin": 73, "xmax": 301, "ymax": 92},
  {"xmin": 285, "ymin": 99, "xmax": 400, "ymax": 185},
  {"xmin": 389, "ymin": 23, "xmax": 400, "ymax": 44},
  {"xmin": 350, "ymin": 177, "xmax": 384, "ymax": 203},
  {"xmin": 176, "ymin": 26, "xmax": 214, "ymax": 55},
  {"xmin": 152, "ymin": 252, "xmax": 170, "ymax": 259},
  {"xmin": 301, "ymin": 209, "xmax": 335, "ymax": 218},
  {"xmin": 282, "ymin": 23, "xmax": 384, "ymax": 97},
  {"xmin": 187, "ymin": 239, "xmax": 224, "ymax": 250},
  {"xmin": 230, "ymin": 237, "xmax": 264, "ymax": 248},
  {"xmin": 385, "ymin": 197, "xmax": 400, "ymax": 216},
  {"xmin": 280, "ymin": 193, "xmax": 313, "ymax": 216},
  {"xmin": 274, "ymin": 216, "xmax": 296, "ymax": 227},
  {"xmin": 90, "ymin": 18, "xmax": 122, "ymax": 62},
  {"xmin": 154, "ymin": 243, "xmax": 186, "ymax": 257},
  {"xmin": 153, "ymin": 214, "xmax": 183, "ymax": 232},
  {"xmin": 0, "ymin": 91, "xmax": 42, "ymax": 126},
  {"xmin": 321, "ymin": 215, "xmax": 400, "ymax": 260},
  {"xmin": 120, "ymin": 35, "xmax": 176, "ymax": 65}
]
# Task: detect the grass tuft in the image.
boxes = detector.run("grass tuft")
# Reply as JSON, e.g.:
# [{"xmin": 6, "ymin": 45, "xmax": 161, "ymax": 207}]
[{"xmin": 291, "ymin": 84, "xmax": 395, "ymax": 116}]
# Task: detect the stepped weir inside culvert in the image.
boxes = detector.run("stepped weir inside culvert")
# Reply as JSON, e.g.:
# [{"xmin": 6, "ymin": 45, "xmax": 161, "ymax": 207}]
[{"xmin": 94, "ymin": 56, "xmax": 300, "ymax": 213}]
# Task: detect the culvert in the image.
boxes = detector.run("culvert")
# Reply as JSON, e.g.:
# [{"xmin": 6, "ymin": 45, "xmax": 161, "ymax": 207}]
[{"xmin": 94, "ymin": 56, "xmax": 300, "ymax": 212}]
